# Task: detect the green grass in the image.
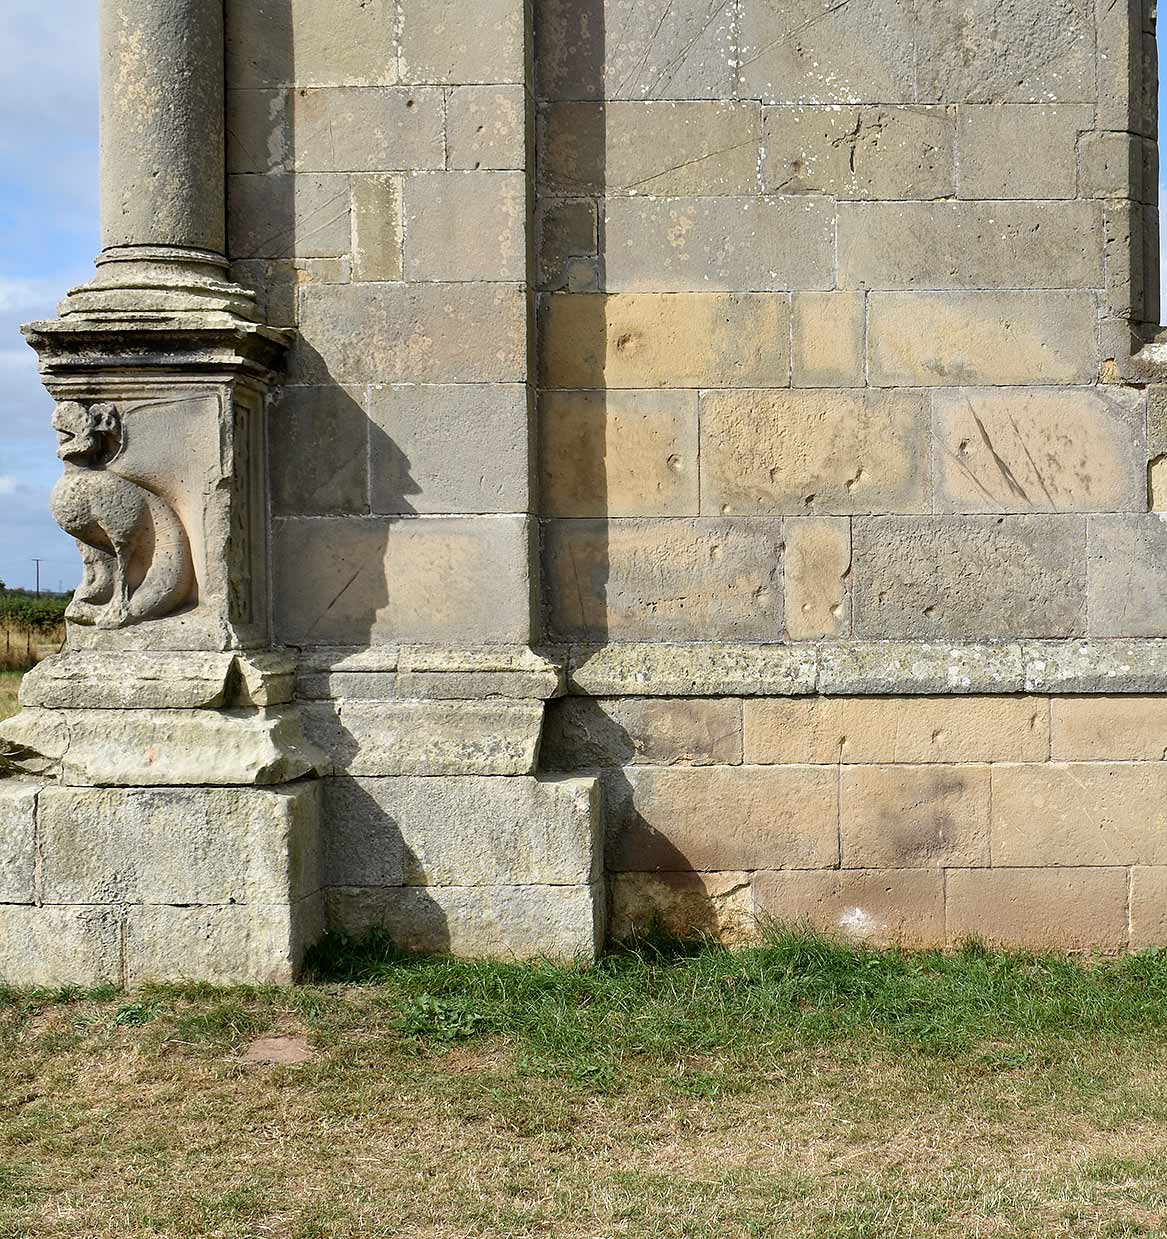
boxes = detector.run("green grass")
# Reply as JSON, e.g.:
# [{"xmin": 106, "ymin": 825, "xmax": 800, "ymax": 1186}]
[{"xmin": 5, "ymin": 929, "xmax": 1167, "ymax": 1238}]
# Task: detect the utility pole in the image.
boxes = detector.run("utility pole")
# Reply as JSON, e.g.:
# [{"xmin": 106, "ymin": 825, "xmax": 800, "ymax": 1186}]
[{"xmin": 31, "ymin": 559, "xmax": 42, "ymax": 597}]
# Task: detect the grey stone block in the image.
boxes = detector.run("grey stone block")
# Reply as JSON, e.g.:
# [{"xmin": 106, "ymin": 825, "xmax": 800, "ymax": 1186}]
[
  {"xmin": 565, "ymin": 642, "xmax": 817, "ymax": 697},
  {"xmin": 228, "ymin": 173, "xmax": 351, "ymax": 260},
  {"xmin": 301, "ymin": 699, "xmax": 543, "ymax": 775},
  {"xmin": 762, "ymin": 106, "xmax": 955, "ymax": 198},
  {"xmin": 226, "ymin": 88, "xmax": 290, "ymax": 174},
  {"xmin": 541, "ymin": 697, "xmax": 741, "ymax": 768},
  {"xmin": 838, "ymin": 202, "xmax": 1103, "ymax": 290},
  {"xmin": 543, "ymin": 517, "xmax": 784, "ymax": 642},
  {"xmin": 403, "ymin": 172, "xmax": 526, "ymax": 282},
  {"xmin": 1024, "ymin": 640, "xmax": 1167, "ymax": 692},
  {"xmin": 352, "ymin": 175, "xmax": 403, "ymax": 281},
  {"xmin": 296, "ymin": 672, "xmax": 399, "ymax": 701},
  {"xmin": 0, "ymin": 906, "xmax": 122, "ymax": 987},
  {"xmin": 399, "ymin": 0, "xmax": 526, "ymax": 85},
  {"xmin": 270, "ymin": 386, "xmax": 369, "ymax": 517},
  {"xmin": 0, "ymin": 782, "xmax": 39, "ymax": 903},
  {"xmin": 447, "ymin": 86, "xmax": 527, "ymax": 171},
  {"xmin": 292, "ymin": 283, "xmax": 528, "ymax": 384},
  {"xmin": 538, "ymin": 199, "xmax": 598, "ymax": 290},
  {"xmin": 604, "ymin": 197, "xmax": 833, "ymax": 293},
  {"xmin": 817, "ymin": 642, "xmax": 1027, "ymax": 695},
  {"xmin": 853, "ymin": 516, "xmax": 1087, "ymax": 639},
  {"xmin": 293, "ymin": 88, "xmax": 445, "ymax": 173},
  {"xmin": 396, "ymin": 644, "xmax": 563, "ymax": 700},
  {"xmin": 325, "ymin": 883, "xmax": 604, "ymax": 959},
  {"xmin": 536, "ymin": 0, "xmax": 735, "ymax": 100},
  {"xmin": 323, "ymin": 774, "xmax": 600, "ymax": 887},
  {"xmin": 1079, "ymin": 131, "xmax": 1142, "ymax": 200},
  {"xmin": 273, "ymin": 515, "xmax": 533, "ymax": 645},
  {"xmin": 20, "ymin": 653, "xmax": 234, "ymax": 710},
  {"xmin": 957, "ymin": 104, "xmax": 1091, "ymax": 199},
  {"xmin": 38, "ymin": 784, "xmax": 320, "ymax": 906},
  {"xmin": 1088, "ymin": 516, "xmax": 1167, "ymax": 637}
]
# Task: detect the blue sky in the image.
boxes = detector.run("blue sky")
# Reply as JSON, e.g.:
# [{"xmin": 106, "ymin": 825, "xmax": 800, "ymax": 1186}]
[{"xmin": 0, "ymin": 12, "xmax": 1165, "ymax": 591}]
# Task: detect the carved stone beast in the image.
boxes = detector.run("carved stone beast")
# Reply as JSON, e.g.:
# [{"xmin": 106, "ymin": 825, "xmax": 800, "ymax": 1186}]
[{"xmin": 50, "ymin": 401, "xmax": 194, "ymax": 629}]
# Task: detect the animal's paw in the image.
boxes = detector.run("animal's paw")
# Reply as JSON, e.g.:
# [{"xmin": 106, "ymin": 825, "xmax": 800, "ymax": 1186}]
[{"xmin": 96, "ymin": 602, "xmax": 131, "ymax": 629}]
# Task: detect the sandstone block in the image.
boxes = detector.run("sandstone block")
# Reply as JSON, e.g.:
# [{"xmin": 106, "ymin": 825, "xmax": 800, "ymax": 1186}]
[
  {"xmin": 125, "ymin": 900, "xmax": 322, "ymax": 986},
  {"xmin": 323, "ymin": 774, "xmax": 600, "ymax": 887},
  {"xmin": 20, "ymin": 652, "xmax": 235, "ymax": 710},
  {"xmin": 839, "ymin": 202, "xmax": 1102, "ymax": 291},
  {"xmin": 543, "ymin": 517, "xmax": 784, "ymax": 641},
  {"xmin": 229, "ymin": 256, "xmax": 350, "ymax": 327},
  {"xmin": 297, "ymin": 671, "xmax": 398, "ymax": 701},
  {"xmin": 784, "ymin": 517, "xmax": 851, "ymax": 640},
  {"xmin": 1087, "ymin": 516, "xmax": 1167, "ymax": 638},
  {"xmin": 0, "ymin": 906, "xmax": 121, "ymax": 987},
  {"xmin": 606, "ymin": 766, "xmax": 837, "ymax": 872},
  {"xmin": 226, "ymin": 88, "xmax": 290, "ymax": 174},
  {"xmin": 867, "ymin": 292, "xmax": 1097, "ymax": 386},
  {"xmin": 38, "ymin": 784, "xmax": 320, "ymax": 905},
  {"xmin": 744, "ymin": 695, "xmax": 1047, "ymax": 765},
  {"xmin": 352, "ymin": 175, "xmax": 403, "ymax": 281},
  {"xmin": 273, "ymin": 515, "xmax": 532, "ymax": 645},
  {"xmin": 399, "ymin": 0, "xmax": 525, "ymax": 85},
  {"xmin": 1130, "ymin": 867, "xmax": 1167, "ymax": 949},
  {"xmin": 610, "ymin": 872, "xmax": 755, "ymax": 944},
  {"xmin": 957, "ymin": 104, "xmax": 1092, "ymax": 198},
  {"xmin": 945, "ymin": 868, "xmax": 1128, "ymax": 951},
  {"xmin": 226, "ymin": 0, "xmax": 397, "ymax": 88},
  {"xmin": 604, "ymin": 197, "xmax": 833, "ymax": 293},
  {"xmin": 368, "ymin": 384, "xmax": 530, "ymax": 515},
  {"xmin": 761, "ymin": 106, "xmax": 954, "ymax": 198},
  {"xmin": 791, "ymin": 292, "xmax": 866, "ymax": 389},
  {"xmin": 1079, "ymin": 132, "xmax": 1142, "ymax": 199},
  {"xmin": 535, "ymin": 0, "xmax": 736, "ymax": 100},
  {"xmin": 0, "ymin": 708, "xmax": 323, "ymax": 788},
  {"xmin": 397, "ymin": 644, "xmax": 563, "ymax": 700},
  {"xmin": 933, "ymin": 387, "xmax": 1146, "ymax": 514},
  {"xmin": 270, "ymin": 385, "xmax": 369, "ymax": 517},
  {"xmin": 1098, "ymin": 0, "xmax": 1158, "ymax": 132},
  {"xmin": 228, "ymin": 173, "xmax": 351, "ymax": 260},
  {"xmin": 403, "ymin": 172, "xmax": 526, "ymax": 282},
  {"xmin": 1051, "ymin": 696, "xmax": 1167, "ymax": 760},
  {"xmin": 538, "ymin": 100, "xmax": 760, "ymax": 195},
  {"xmin": 818, "ymin": 641, "xmax": 1026, "ymax": 694},
  {"xmin": 539, "ymin": 293, "xmax": 790, "ymax": 390},
  {"xmin": 538, "ymin": 199, "xmax": 598, "ymax": 290},
  {"xmin": 993, "ymin": 762, "xmax": 1167, "ymax": 866},
  {"xmin": 293, "ymin": 87, "xmax": 445, "ymax": 173},
  {"xmin": 539, "ymin": 390, "xmax": 698, "ymax": 518},
  {"xmin": 739, "ymin": 0, "xmax": 915, "ymax": 103},
  {"xmin": 447, "ymin": 86, "xmax": 526, "ymax": 171},
  {"xmin": 326, "ymin": 883, "xmax": 604, "ymax": 959},
  {"xmin": 566, "ymin": 642, "xmax": 817, "ymax": 697},
  {"xmin": 841, "ymin": 765, "xmax": 991, "ymax": 868},
  {"xmin": 753, "ymin": 869, "xmax": 945, "ymax": 946},
  {"xmin": 1024, "ymin": 640, "xmax": 1167, "ymax": 693},
  {"xmin": 302, "ymin": 699, "xmax": 543, "ymax": 776},
  {"xmin": 0, "ymin": 782, "xmax": 38, "ymax": 903},
  {"xmin": 293, "ymin": 283, "xmax": 527, "ymax": 384},
  {"xmin": 541, "ymin": 697, "xmax": 742, "ymax": 769},
  {"xmin": 700, "ymin": 389, "xmax": 929, "ymax": 516},
  {"xmin": 852, "ymin": 516, "xmax": 1087, "ymax": 639}
]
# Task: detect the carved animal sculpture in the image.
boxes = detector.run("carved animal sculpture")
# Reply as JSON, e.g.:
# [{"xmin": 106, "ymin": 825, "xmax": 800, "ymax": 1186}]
[{"xmin": 50, "ymin": 401, "xmax": 194, "ymax": 629}]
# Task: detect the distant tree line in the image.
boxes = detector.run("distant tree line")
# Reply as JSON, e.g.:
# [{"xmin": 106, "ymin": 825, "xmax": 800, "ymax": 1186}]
[{"xmin": 0, "ymin": 584, "xmax": 71, "ymax": 633}]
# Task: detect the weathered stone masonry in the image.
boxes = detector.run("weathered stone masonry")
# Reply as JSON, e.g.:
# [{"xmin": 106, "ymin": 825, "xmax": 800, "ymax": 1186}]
[{"xmin": 2, "ymin": 0, "xmax": 1167, "ymax": 982}]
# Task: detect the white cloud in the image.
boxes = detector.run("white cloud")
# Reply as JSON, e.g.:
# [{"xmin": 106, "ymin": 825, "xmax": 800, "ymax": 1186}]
[{"xmin": 0, "ymin": 476, "xmax": 17, "ymax": 496}]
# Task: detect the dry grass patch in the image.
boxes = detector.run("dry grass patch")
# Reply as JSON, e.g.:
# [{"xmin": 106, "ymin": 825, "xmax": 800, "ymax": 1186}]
[
  {"xmin": 0, "ymin": 672, "xmax": 21, "ymax": 722},
  {"xmin": 3, "ymin": 933, "xmax": 1167, "ymax": 1237}
]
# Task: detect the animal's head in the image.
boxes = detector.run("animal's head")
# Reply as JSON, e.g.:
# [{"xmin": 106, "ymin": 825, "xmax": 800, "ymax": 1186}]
[{"xmin": 53, "ymin": 401, "xmax": 120, "ymax": 465}]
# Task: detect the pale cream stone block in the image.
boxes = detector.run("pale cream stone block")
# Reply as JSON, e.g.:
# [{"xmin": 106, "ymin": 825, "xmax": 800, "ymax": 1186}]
[
  {"xmin": 403, "ymin": 171, "xmax": 526, "ymax": 282},
  {"xmin": 783, "ymin": 517, "xmax": 852, "ymax": 639},
  {"xmin": 992, "ymin": 762, "xmax": 1167, "ymax": 866},
  {"xmin": 447, "ymin": 85, "xmax": 526, "ymax": 171},
  {"xmin": 540, "ymin": 293, "xmax": 791, "ymax": 390},
  {"xmin": 1130, "ymin": 867, "xmax": 1167, "ymax": 949},
  {"xmin": 933, "ymin": 387, "xmax": 1146, "ymax": 513},
  {"xmin": 1051, "ymin": 696, "xmax": 1167, "ymax": 760},
  {"xmin": 610, "ymin": 872, "xmax": 755, "ymax": 944},
  {"xmin": 293, "ymin": 87, "xmax": 445, "ymax": 173},
  {"xmin": 0, "ymin": 906, "xmax": 122, "ymax": 987},
  {"xmin": 754, "ymin": 869, "xmax": 945, "ymax": 946},
  {"xmin": 606, "ymin": 766, "xmax": 838, "ymax": 872},
  {"xmin": 399, "ymin": 0, "xmax": 526, "ymax": 85},
  {"xmin": 0, "ymin": 782, "xmax": 39, "ymax": 903},
  {"xmin": 1087, "ymin": 516, "xmax": 1167, "ymax": 638},
  {"xmin": 945, "ymin": 868, "xmax": 1128, "ymax": 951},
  {"xmin": 867, "ymin": 292, "xmax": 1097, "ymax": 386},
  {"xmin": 841, "ymin": 764, "xmax": 991, "ymax": 868},
  {"xmin": 352, "ymin": 175, "xmax": 403, "ymax": 282},
  {"xmin": 791, "ymin": 292, "xmax": 866, "ymax": 388},
  {"xmin": 957, "ymin": 104, "xmax": 1092, "ymax": 198},
  {"xmin": 700, "ymin": 388, "xmax": 929, "ymax": 515},
  {"xmin": 539, "ymin": 390, "xmax": 698, "ymax": 517}
]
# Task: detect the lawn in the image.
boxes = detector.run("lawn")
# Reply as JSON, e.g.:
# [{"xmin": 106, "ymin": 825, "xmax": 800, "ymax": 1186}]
[
  {"xmin": 4, "ymin": 930, "xmax": 1167, "ymax": 1238},
  {"xmin": 0, "ymin": 672, "xmax": 20, "ymax": 722}
]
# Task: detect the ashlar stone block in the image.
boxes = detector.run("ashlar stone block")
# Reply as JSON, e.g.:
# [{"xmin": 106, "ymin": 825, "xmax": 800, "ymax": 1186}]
[
  {"xmin": 447, "ymin": 86, "xmax": 526, "ymax": 171},
  {"xmin": 399, "ymin": 0, "xmax": 526, "ymax": 85},
  {"xmin": 1131, "ymin": 867, "xmax": 1167, "ymax": 949},
  {"xmin": 1051, "ymin": 696, "xmax": 1167, "ymax": 761},
  {"xmin": 0, "ymin": 782, "xmax": 39, "ymax": 903},
  {"xmin": 292, "ymin": 88, "xmax": 445, "ymax": 174},
  {"xmin": 610, "ymin": 872, "xmax": 755, "ymax": 944},
  {"xmin": 791, "ymin": 292, "xmax": 866, "ymax": 388},
  {"xmin": 226, "ymin": 88, "xmax": 291, "ymax": 174},
  {"xmin": 1087, "ymin": 516, "xmax": 1167, "ymax": 638},
  {"xmin": 762, "ymin": 106, "xmax": 955, "ymax": 199},
  {"xmin": 699, "ymin": 389, "xmax": 930, "ymax": 516},
  {"xmin": 783, "ymin": 517, "xmax": 851, "ymax": 640},
  {"xmin": 933, "ymin": 387, "xmax": 1146, "ymax": 514},
  {"xmin": 352, "ymin": 175, "xmax": 403, "ymax": 281},
  {"xmin": 539, "ymin": 390, "xmax": 698, "ymax": 517},
  {"xmin": 228, "ymin": 173, "xmax": 351, "ymax": 260},
  {"xmin": 852, "ymin": 515, "xmax": 1087, "ymax": 639},
  {"xmin": 957, "ymin": 104, "xmax": 1092, "ymax": 198},
  {"xmin": 566, "ymin": 642, "xmax": 817, "ymax": 697},
  {"xmin": 0, "ymin": 906, "xmax": 122, "ymax": 987},
  {"xmin": 270, "ymin": 385, "xmax": 369, "ymax": 517},
  {"xmin": 543, "ymin": 517, "xmax": 784, "ymax": 641},
  {"xmin": 538, "ymin": 198, "xmax": 598, "ymax": 290},
  {"xmin": 403, "ymin": 172, "xmax": 526, "ymax": 282}
]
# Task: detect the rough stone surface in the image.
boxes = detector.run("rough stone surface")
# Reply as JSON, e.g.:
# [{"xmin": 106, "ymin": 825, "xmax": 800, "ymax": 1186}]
[
  {"xmin": 818, "ymin": 641, "xmax": 1027, "ymax": 694},
  {"xmin": 1087, "ymin": 516, "xmax": 1167, "ymax": 638},
  {"xmin": 1051, "ymin": 696, "xmax": 1167, "ymax": 760},
  {"xmin": 0, "ymin": 782, "xmax": 39, "ymax": 903},
  {"xmin": 1130, "ymin": 867, "xmax": 1167, "ymax": 950},
  {"xmin": 700, "ymin": 389, "xmax": 930, "ymax": 516},
  {"xmin": 447, "ymin": 86, "xmax": 526, "ymax": 171},
  {"xmin": 791, "ymin": 293, "xmax": 866, "ymax": 388},
  {"xmin": 566, "ymin": 643, "xmax": 817, "ymax": 697},
  {"xmin": 605, "ymin": 766, "xmax": 837, "ymax": 872},
  {"xmin": 326, "ymin": 883, "xmax": 604, "ymax": 959},
  {"xmin": 754, "ymin": 870, "xmax": 945, "ymax": 947},
  {"xmin": 610, "ymin": 872, "xmax": 754, "ymax": 944},
  {"xmin": 957, "ymin": 104, "xmax": 1092, "ymax": 198},
  {"xmin": 543, "ymin": 518, "xmax": 784, "ymax": 641},
  {"xmin": 352, "ymin": 175, "xmax": 403, "ymax": 281},
  {"xmin": 20, "ymin": 652, "xmax": 236, "ymax": 710},
  {"xmin": 783, "ymin": 518, "xmax": 851, "ymax": 640},
  {"xmin": 292, "ymin": 87, "xmax": 445, "ymax": 173},
  {"xmin": 403, "ymin": 172, "xmax": 526, "ymax": 282},
  {"xmin": 0, "ymin": 906, "xmax": 122, "ymax": 987},
  {"xmin": 323, "ymin": 775, "xmax": 599, "ymax": 887},
  {"xmin": 852, "ymin": 517, "xmax": 1087, "ymax": 639},
  {"xmin": 1024, "ymin": 640, "xmax": 1167, "ymax": 693},
  {"xmin": 270, "ymin": 385, "xmax": 369, "ymax": 518},
  {"xmin": 399, "ymin": 0, "xmax": 525, "ymax": 85},
  {"xmin": 542, "ymin": 697, "xmax": 741, "ymax": 769}
]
